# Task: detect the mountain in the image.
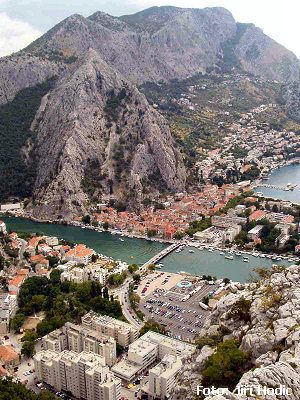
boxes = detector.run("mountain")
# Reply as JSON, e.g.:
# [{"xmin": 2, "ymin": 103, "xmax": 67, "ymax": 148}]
[
  {"xmin": 171, "ymin": 264, "xmax": 300, "ymax": 399},
  {"xmin": 29, "ymin": 50, "xmax": 185, "ymax": 220},
  {"xmin": 0, "ymin": 6, "xmax": 300, "ymax": 219}
]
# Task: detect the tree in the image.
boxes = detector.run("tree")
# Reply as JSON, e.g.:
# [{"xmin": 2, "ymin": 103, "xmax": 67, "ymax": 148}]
[
  {"xmin": 10, "ymin": 313, "xmax": 25, "ymax": 333},
  {"xmin": 21, "ymin": 340, "xmax": 36, "ymax": 358},
  {"xmin": 103, "ymin": 286, "xmax": 109, "ymax": 300},
  {"xmin": 82, "ymin": 215, "xmax": 91, "ymax": 225},
  {"xmin": 140, "ymin": 320, "xmax": 165, "ymax": 336},
  {"xmin": 174, "ymin": 231, "xmax": 185, "ymax": 240},
  {"xmin": 148, "ymin": 264, "xmax": 156, "ymax": 272},
  {"xmin": 147, "ymin": 229, "xmax": 157, "ymax": 238},
  {"xmin": 91, "ymin": 254, "xmax": 98, "ymax": 263},
  {"xmin": 202, "ymin": 340, "xmax": 248, "ymax": 390},
  {"xmin": 49, "ymin": 269, "xmax": 62, "ymax": 286},
  {"xmin": 103, "ymin": 221, "xmax": 109, "ymax": 230},
  {"xmin": 133, "ymin": 274, "xmax": 141, "ymax": 284},
  {"xmin": 128, "ymin": 264, "xmax": 139, "ymax": 274}
]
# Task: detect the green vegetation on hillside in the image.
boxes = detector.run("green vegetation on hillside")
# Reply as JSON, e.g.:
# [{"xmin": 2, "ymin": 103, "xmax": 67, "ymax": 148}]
[
  {"xmin": 202, "ymin": 339, "xmax": 249, "ymax": 390},
  {"xmin": 0, "ymin": 78, "xmax": 56, "ymax": 201}
]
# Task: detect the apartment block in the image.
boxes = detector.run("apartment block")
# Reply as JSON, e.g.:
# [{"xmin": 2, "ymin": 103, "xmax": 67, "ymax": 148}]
[
  {"xmin": 34, "ymin": 350, "xmax": 121, "ymax": 400},
  {"xmin": 42, "ymin": 322, "xmax": 117, "ymax": 367},
  {"xmin": 111, "ymin": 331, "xmax": 195, "ymax": 382},
  {"xmin": 82, "ymin": 311, "xmax": 139, "ymax": 348},
  {"xmin": 0, "ymin": 293, "xmax": 17, "ymax": 334},
  {"xmin": 145, "ymin": 355, "xmax": 182, "ymax": 399},
  {"xmin": 111, "ymin": 338, "xmax": 157, "ymax": 381}
]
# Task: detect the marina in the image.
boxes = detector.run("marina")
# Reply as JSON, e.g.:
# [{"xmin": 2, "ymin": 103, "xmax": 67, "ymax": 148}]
[
  {"xmin": 3, "ymin": 217, "xmax": 295, "ymax": 283},
  {"xmin": 254, "ymin": 163, "xmax": 300, "ymax": 203}
]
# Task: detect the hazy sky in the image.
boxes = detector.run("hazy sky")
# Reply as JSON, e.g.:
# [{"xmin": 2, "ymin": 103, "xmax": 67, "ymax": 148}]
[{"xmin": 0, "ymin": 0, "xmax": 299, "ymax": 58}]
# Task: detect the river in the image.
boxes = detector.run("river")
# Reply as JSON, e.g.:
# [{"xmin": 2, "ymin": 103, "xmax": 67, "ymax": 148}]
[
  {"xmin": 3, "ymin": 217, "xmax": 293, "ymax": 283},
  {"xmin": 254, "ymin": 163, "xmax": 300, "ymax": 203}
]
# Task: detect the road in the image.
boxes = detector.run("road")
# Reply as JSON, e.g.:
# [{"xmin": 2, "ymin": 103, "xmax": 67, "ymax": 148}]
[{"xmin": 112, "ymin": 279, "xmax": 144, "ymax": 330}]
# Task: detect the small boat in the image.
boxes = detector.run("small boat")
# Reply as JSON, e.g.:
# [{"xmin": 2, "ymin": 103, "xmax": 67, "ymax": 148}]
[
  {"xmin": 235, "ymin": 252, "xmax": 242, "ymax": 256},
  {"xmin": 188, "ymin": 249, "xmax": 195, "ymax": 253},
  {"xmin": 208, "ymin": 249, "xmax": 213, "ymax": 252},
  {"xmin": 219, "ymin": 252, "xmax": 224, "ymax": 255},
  {"xmin": 119, "ymin": 238, "xmax": 124, "ymax": 242},
  {"xmin": 243, "ymin": 258, "xmax": 249, "ymax": 263},
  {"xmin": 225, "ymin": 255, "xmax": 233, "ymax": 260}
]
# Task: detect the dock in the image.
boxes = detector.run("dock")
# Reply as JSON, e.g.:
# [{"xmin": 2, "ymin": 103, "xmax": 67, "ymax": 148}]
[
  {"xmin": 141, "ymin": 243, "xmax": 181, "ymax": 270},
  {"xmin": 254, "ymin": 183, "xmax": 297, "ymax": 191}
]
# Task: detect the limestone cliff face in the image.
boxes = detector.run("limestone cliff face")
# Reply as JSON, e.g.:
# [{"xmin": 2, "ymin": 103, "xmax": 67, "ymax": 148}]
[
  {"xmin": 171, "ymin": 265, "xmax": 300, "ymax": 400},
  {"xmin": 235, "ymin": 24, "xmax": 300, "ymax": 82},
  {"xmin": 30, "ymin": 50, "xmax": 185, "ymax": 220},
  {"xmin": 0, "ymin": 6, "xmax": 300, "ymax": 216},
  {"xmin": 0, "ymin": 54, "xmax": 63, "ymax": 105}
]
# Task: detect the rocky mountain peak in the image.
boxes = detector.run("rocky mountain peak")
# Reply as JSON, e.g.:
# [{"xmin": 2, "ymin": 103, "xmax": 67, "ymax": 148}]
[{"xmin": 29, "ymin": 49, "xmax": 186, "ymax": 220}]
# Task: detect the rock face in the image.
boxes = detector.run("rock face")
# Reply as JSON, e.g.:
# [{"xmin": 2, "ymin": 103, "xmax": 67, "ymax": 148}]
[
  {"xmin": 30, "ymin": 50, "xmax": 185, "ymax": 220},
  {"xmin": 0, "ymin": 5, "xmax": 300, "ymax": 216},
  {"xmin": 171, "ymin": 265, "xmax": 300, "ymax": 400}
]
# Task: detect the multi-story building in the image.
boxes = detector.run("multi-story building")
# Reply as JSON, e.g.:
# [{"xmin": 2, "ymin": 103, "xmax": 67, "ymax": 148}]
[
  {"xmin": 0, "ymin": 293, "xmax": 17, "ymax": 334},
  {"xmin": 211, "ymin": 215, "xmax": 247, "ymax": 228},
  {"xmin": 0, "ymin": 220, "xmax": 7, "ymax": 234},
  {"xmin": 145, "ymin": 355, "xmax": 182, "ymax": 400},
  {"xmin": 60, "ymin": 262, "xmax": 108, "ymax": 285},
  {"xmin": 42, "ymin": 322, "xmax": 117, "ymax": 367},
  {"xmin": 111, "ymin": 331, "xmax": 195, "ymax": 382},
  {"xmin": 82, "ymin": 311, "xmax": 139, "ymax": 348},
  {"xmin": 111, "ymin": 338, "xmax": 158, "ymax": 381},
  {"xmin": 64, "ymin": 244, "xmax": 95, "ymax": 265},
  {"xmin": 34, "ymin": 350, "xmax": 121, "ymax": 400}
]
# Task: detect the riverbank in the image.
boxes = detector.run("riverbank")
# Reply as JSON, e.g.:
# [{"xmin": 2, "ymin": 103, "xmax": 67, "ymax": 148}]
[{"xmin": 3, "ymin": 217, "xmax": 298, "ymax": 283}]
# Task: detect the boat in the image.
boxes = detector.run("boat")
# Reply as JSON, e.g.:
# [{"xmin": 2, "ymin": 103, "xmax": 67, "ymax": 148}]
[
  {"xmin": 235, "ymin": 252, "xmax": 242, "ymax": 256},
  {"xmin": 225, "ymin": 255, "xmax": 234, "ymax": 260},
  {"xmin": 243, "ymin": 258, "xmax": 249, "ymax": 263},
  {"xmin": 188, "ymin": 249, "xmax": 195, "ymax": 253},
  {"xmin": 219, "ymin": 252, "xmax": 225, "ymax": 255},
  {"xmin": 119, "ymin": 238, "xmax": 124, "ymax": 242}
]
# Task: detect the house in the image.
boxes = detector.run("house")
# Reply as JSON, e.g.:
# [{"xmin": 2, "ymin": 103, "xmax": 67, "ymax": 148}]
[
  {"xmin": 0, "ymin": 345, "xmax": 20, "ymax": 372},
  {"xmin": 65, "ymin": 244, "xmax": 95, "ymax": 265},
  {"xmin": 30, "ymin": 254, "xmax": 49, "ymax": 269},
  {"xmin": 8, "ymin": 268, "xmax": 29, "ymax": 294},
  {"xmin": 249, "ymin": 210, "xmax": 266, "ymax": 222}
]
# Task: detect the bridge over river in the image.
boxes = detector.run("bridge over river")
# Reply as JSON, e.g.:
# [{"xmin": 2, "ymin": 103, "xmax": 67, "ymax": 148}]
[{"xmin": 140, "ymin": 243, "xmax": 181, "ymax": 270}]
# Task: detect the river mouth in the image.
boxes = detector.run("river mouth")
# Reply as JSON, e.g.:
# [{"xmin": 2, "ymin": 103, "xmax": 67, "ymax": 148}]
[
  {"xmin": 3, "ymin": 217, "xmax": 294, "ymax": 283},
  {"xmin": 254, "ymin": 163, "xmax": 300, "ymax": 203}
]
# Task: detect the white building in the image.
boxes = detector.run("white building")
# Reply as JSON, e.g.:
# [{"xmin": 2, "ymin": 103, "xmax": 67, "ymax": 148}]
[
  {"xmin": 111, "ymin": 331, "xmax": 195, "ymax": 382},
  {"xmin": 0, "ymin": 220, "xmax": 7, "ymax": 234},
  {"xmin": 0, "ymin": 203, "xmax": 22, "ymax": 212},
  {"xmin": 34, "ymin": 350, "xmax": 121, "ymax": 400},
  {"xmin": 42, "ymin": 322, "xmax": 117, "ymax": 367},
  {"xmin": 145, "ymin": 355, "xmax": 182, "ymax": 400},
  {"xmin": 0, "ymin": 293, "xmax": 17, "ymax": 334},
  {"xmin": 82, "ymin": 311, "xmax": 139, "ymax": 348}
]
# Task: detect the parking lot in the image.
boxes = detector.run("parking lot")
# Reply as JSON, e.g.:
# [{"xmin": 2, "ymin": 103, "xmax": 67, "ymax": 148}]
[{"xmin": 139, "ymin": 273, "xmax": 218, "ymax": 341}]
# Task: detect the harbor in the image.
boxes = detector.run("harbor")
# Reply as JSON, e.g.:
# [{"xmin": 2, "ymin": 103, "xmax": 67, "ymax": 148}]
[
  {"xmin": 3, "ymin": 217, "xmax": 295, "ymax": 283},
  {"xmin": 254, "ymin": 163, "xmax": 300, "ymax": 203}
]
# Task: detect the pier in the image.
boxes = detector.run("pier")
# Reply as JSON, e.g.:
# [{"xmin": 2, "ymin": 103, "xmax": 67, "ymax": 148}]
[
  {"xmin": 141, "ymin": 243, "xmax": 181, "ymax": 270},
  {"xmin": 254, "ymin": 183, "xmax": 297, "ymax": 191}
]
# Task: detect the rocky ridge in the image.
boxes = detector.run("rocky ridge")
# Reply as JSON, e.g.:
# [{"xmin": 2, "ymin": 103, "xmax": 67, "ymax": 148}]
[
  {"xmin": 30, "ymin": 50, "xmax": 185, "ymax": 220},
  {"xmin": 171, "ymin": 264, "xmax": 300, "ymax": 400}
]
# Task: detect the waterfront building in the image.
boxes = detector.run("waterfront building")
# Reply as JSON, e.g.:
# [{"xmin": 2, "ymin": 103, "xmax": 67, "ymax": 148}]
[
  {"xmin": 42, "ymin": 321, "xmax": 117, "ymax": 367},
  {"xmin": 34, "ymin": 350, "xmax": 121, "ymax": 400},
  {"xmin": 247, "ymin": 225, "xmax": 264, "ymax": 241},
  {"xmin": 82, "ymin": 311, "xmax": 139, "ymax": 348},
  {"xmin": 65, "ymin": 244, "xmax": 95, "ymax": 265}
]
